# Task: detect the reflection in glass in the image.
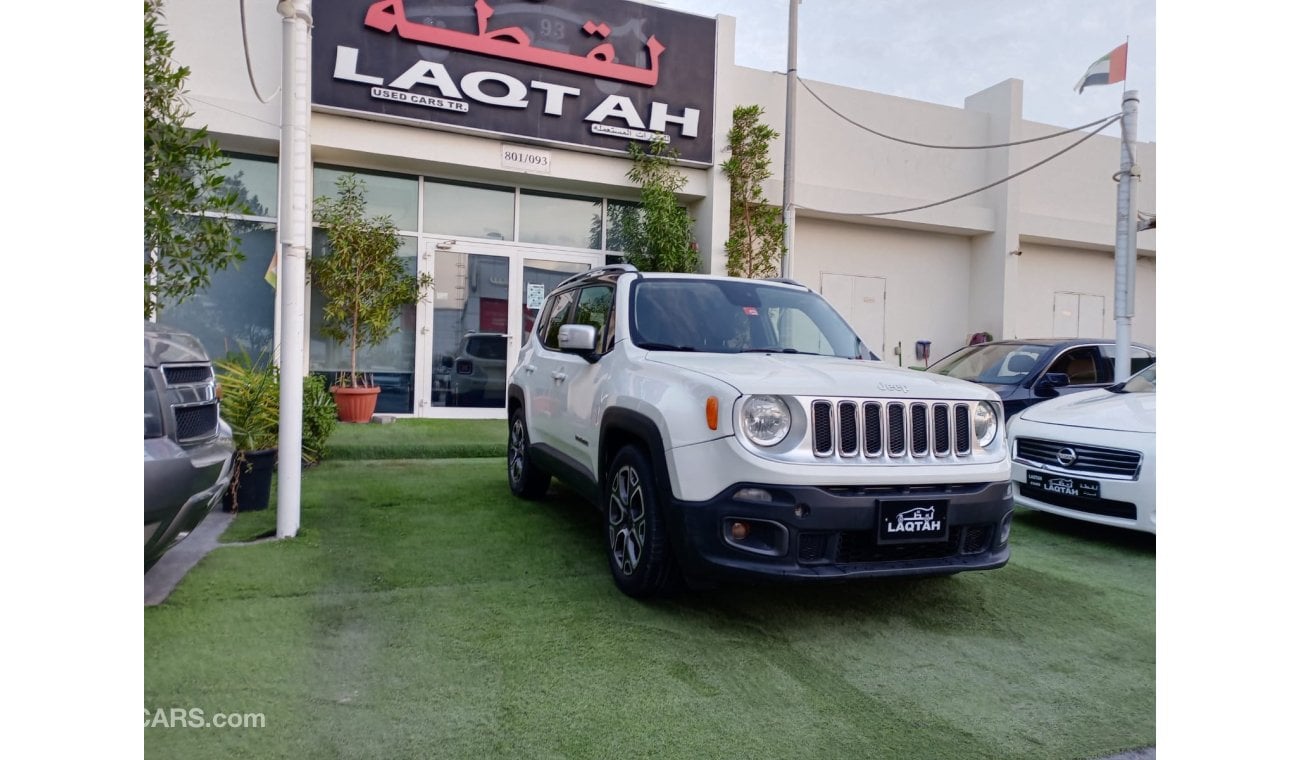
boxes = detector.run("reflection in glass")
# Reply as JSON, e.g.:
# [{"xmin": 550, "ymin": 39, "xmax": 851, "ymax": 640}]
[
  {"xmin": 430, "ymin": 252, "xmax": 511, "ymax": 408},
  {"xmin": 522, "ymin": 259, "xmax": 589, "ymax": 340},
  {"xmin": 163, "ymin": 224, "xmax": 277, "ymax": 361},
  {"xmin": 605, "ymin": 199, "xmax": 639, "ymax": 253},
  {"xmin": 314, "ymin": 166, "xmax": 419, "ymax": 231},
  {"xmin": 308, "ymin": 234, "xmax": 419, "ymax": 413},
  {"xmin": 519, "ymin": 190, "xmax": 601, "ymax": 249},
  {"xmin": 219, "ymin": 154, "xmax": 279, "ymax": 218},
  {"xmin": 424, "ymin": 180, "xmax": 515, "ymax": 240}
]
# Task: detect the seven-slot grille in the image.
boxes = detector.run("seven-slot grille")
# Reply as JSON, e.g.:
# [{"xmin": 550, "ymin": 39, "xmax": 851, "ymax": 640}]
[
  {"xmin": 1014, "ymin": 437, "xmax": 1142, "ymax": 479},
  {"xmin": 161, "ymin": 362, "xmax": 221, "ymax": 443},
  {"xmin": 811, "ymin": 399, "xmax": 972, "ymax": 461}
]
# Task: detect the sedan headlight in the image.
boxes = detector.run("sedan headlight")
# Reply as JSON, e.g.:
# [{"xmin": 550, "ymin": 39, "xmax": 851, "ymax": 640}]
[
  {"xmin": 741, "ymin": 395, "xmax": 791, "ymax": 447},
  {"xmin": 973, "ymin": 401, "xmax": 999, "ymax": 448}
]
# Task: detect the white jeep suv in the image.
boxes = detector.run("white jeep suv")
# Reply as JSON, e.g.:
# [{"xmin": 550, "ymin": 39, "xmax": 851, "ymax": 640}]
[{"xmin": 507, "ymin": 265, "xmax": 1013, "ymax": 597}]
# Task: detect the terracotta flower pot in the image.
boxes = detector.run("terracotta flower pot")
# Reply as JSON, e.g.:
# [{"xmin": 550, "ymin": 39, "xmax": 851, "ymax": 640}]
[{"xmin": 332, "ymin": 385, "xmax": 381, "ymax": 423}]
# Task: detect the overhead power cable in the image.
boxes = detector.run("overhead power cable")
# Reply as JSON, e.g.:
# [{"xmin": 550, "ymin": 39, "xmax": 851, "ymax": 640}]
[
  {"xmin": 798, "ymin": 77, "xmax": 1120, "ymax": 150},
  {"xmin": 802, "ymin": 115, "xmax": 1121, "ymax": 218},
  {"xmin": 241, "ymin": 0, "xmax": 281, "ymax": 104}
]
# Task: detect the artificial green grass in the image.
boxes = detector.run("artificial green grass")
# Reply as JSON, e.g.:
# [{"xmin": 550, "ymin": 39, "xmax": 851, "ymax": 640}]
[
  {"xmin": 146, "ymin": 460, "xmax": 1154, "ymax": 759},
  {"xmin": 326, "ymin": 418, "xmax": 507, "ymax": 460}
]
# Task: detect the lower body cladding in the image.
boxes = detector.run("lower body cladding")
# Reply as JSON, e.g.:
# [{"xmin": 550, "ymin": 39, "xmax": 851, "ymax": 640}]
[{"xmin": 665, "ymin": 481, "xmax": 1013, "ymax": 581}]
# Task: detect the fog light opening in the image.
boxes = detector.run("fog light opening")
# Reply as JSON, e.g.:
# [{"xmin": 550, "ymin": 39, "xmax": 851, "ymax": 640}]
[
  {"xmin": 999, "ymin": 512, "xmax": 1013, "ymax": 545},
  {"xmin": 730, "ymin": 521, "xmax": 750, "ymax": 541}
]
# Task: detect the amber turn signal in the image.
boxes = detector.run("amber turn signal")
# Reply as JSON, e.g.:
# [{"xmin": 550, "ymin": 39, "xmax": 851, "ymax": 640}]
[{"xmin": 706, "ymin": 396, "xmax": 719, "ymax": 430}]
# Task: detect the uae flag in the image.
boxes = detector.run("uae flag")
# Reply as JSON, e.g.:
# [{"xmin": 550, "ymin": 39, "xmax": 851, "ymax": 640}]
[{"xmin": 1074, "ymin": 43, "xmax": 1128, "ymax": 93}]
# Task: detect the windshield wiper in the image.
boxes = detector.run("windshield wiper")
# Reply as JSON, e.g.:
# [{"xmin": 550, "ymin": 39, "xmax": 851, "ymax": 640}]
[
  {"xmin": 742, "ymin": 347, "xmax": 824, "ymax": 356},
  {"xmin": 637, "ymin": 342, "xmax": 696, "ymax": 352}
]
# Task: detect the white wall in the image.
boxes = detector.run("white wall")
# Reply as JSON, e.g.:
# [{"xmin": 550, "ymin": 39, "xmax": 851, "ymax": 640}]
[
  {"xmin": 792, "ymin": 218, "xmax": 974, "ymax": 364},
  {"xmin": 1015, "ymin": 243, "xmax": 1156, "ymax": 345}
]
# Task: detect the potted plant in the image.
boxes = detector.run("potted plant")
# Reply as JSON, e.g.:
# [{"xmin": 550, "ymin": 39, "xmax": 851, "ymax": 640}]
[
  {"xmin": 214, "ymin": 350, "xmax": 280, "ymax": 512},
  {"xmin": 311, "ymin": 174, "xmax": 433, "ymax": 422}
]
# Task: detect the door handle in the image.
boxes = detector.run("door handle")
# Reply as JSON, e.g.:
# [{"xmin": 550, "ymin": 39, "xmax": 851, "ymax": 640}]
[
  {"xmin": 551, "ymin": 371, "xmax": 567, "ymax": 382},
  {"xmin": 523, "ymin": 365, "xmax": 536, "ymax": 374}
]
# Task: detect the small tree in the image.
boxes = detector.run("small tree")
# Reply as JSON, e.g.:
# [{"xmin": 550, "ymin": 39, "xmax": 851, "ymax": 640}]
[
  {"xmin": 311, "ymin": 174, "xmax": 433, "ymax": 388},
  {"xmin": 620, "ymin": 137, "xmax": 699, "ymax": 273},
  {"xmin": 144, "ymin": 0, "xmax": 249, "ymax": 319},
  {"xmin": 723, "ymin": 105, "xmax": 786, "ymax": 279}
]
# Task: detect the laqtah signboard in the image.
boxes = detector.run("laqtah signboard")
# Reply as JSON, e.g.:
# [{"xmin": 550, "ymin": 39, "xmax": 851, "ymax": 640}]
[{"xmin": 313, "ymin": 0, "xmax": 717, "ymax": 164}]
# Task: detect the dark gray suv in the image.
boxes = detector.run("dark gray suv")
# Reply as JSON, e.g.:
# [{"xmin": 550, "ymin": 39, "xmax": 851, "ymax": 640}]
[{"xmin": 144, "ymin": 322, "xmax": 235, "ymax": 570}]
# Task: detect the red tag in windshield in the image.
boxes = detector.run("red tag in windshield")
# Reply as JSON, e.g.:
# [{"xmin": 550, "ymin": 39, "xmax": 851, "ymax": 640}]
[{"xmin": 743, "ymin": 306, "xmax": 759, "ymax": 316}]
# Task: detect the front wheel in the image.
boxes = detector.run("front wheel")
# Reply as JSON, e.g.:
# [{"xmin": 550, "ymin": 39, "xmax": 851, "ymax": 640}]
[
  {"xmin": 605, "ymin": 445, "xmax": 678, "ymax": 598},
  {"xmin": 507, "ymin": 408, "xmax": 550, "ymax": 499}
]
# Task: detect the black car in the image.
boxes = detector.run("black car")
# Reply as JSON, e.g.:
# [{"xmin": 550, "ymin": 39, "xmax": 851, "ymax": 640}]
[{"xmin": 925, "ymin": 338, "xmax": 1156, "ymax": 417}]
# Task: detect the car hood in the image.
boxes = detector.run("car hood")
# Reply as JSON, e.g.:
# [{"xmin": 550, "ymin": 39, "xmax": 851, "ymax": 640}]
[
  {"xmin": 1016, "ymin": 388, "xmax": 1155, "ymax": 433},
  {"xmin": 646, "ymin": 353, "xmax": 998, "ymax": 401},
  {"xmin": 144, "ymin": 322, "xmax": 212, "ymax": 367}
]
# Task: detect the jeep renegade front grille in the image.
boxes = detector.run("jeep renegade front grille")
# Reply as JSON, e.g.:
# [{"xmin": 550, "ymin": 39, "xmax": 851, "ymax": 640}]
[{"xmin": 810, "ymin": 399, "xmax": 973, "ymax": 462}]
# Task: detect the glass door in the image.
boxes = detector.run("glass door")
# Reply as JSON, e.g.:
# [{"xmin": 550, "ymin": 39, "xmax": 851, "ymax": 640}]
[
  {"xmin": 424, "ymin": 242, "xmax": 512, "ymax": 414},
  {"xmin": 415, "ymin": 238, "xmax": 600, "ymax": 418}
]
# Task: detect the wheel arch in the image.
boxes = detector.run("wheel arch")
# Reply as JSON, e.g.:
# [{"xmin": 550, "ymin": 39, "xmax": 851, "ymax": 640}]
[{"xmin": 599, "ymin": 407, "xmax": 675, "ymax": 503}]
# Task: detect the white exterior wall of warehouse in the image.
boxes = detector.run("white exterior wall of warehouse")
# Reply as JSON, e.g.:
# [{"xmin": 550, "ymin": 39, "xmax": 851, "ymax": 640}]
[{"xmin": 161, "ymin": 1, "xmax": 1155, "ymax": 417}]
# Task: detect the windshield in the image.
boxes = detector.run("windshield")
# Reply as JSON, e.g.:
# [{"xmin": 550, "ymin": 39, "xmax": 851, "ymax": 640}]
[
  {"xmin": 1116, "ymin": 363, "xmax": 1156, "ymax": 393},
  {"xmin": 928, "ymin": 342, "xmax": 1048, "ymax": 384},
  {"xmin": 629, "ymin": 278, "xmax": 876, "ymax": 359}
]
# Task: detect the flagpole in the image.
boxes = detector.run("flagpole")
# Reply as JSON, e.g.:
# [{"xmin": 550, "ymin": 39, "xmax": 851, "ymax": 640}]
[
  {"xmin": 1113, "ymin": 88, "xmax": 1139, "ymax": 380},
  {"xmin": 780, "ymin": 0, "xmax": 799, "ymax": 278}
]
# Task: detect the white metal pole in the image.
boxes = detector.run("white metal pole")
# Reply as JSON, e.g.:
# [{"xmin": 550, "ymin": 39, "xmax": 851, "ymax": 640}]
[
  {"xmin": 780, "ymin": 0, "xmax": 799, "ymax": 278},
  {"xmin": 276, "ymin": 0, "xmax": 312, "ymax": 539},
  {"xmin": 1113, "ymin": 90, "xmax": 1139, "ymax": 381}
]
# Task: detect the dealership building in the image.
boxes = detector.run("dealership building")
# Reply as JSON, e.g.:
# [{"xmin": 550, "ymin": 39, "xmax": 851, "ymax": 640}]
[{"xmin": 160, "ymin": 0, "xmax": 1157, "ymax": 418}]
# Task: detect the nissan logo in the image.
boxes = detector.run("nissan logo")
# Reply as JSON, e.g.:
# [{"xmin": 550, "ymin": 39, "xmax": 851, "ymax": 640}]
[{"xmin": 1056, "ymin": 447, "xmax": 1078, "ymax": 467}]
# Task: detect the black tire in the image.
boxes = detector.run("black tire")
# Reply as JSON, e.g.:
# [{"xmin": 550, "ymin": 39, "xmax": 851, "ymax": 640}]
[
  {"xmin": 605, "ymin": 445, "xmax": 678, "ymax": 598},
  {"xmin": 507, "ymin": 408, "xmax": 550, "ymax": 499}
]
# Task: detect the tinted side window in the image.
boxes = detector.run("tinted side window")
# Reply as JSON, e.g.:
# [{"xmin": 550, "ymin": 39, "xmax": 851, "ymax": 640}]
[
  {"xmin": 1099, "ymin": 345, "xmax": 1155, "ymax": 380},
  {"xmin": 1047, "ymin": 347, "xmax": 1103, "ymax": 385},
  {"xmin": 541, "ymin": 291, "xmax": 577, "ymax": 350},
  {"xmin": 575, "ymin": 285, "xmax": 615, "ymax": 353}
]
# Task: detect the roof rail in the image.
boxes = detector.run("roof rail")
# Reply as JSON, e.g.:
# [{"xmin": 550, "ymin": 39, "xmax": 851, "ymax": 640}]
[
  {"xmin": 556, "ymin": 263, "xmax": 639, "ymax": 290},
  {"xmin": 763, "ymin": 277, "xmax": 808, "ymax": 289}
]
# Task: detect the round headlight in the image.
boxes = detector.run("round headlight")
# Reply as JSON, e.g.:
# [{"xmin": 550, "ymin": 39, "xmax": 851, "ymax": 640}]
[
  {"xmin": 973, "ymin": 401, "xmax": 999, "ymax": 448},
  {"xmin": 741, "ymin": 395, "xmax": 791, "ymax": 447}
]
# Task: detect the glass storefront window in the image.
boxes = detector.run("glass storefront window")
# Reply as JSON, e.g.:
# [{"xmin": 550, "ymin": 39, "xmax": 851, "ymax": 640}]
[
  {"xmin": 604, "ymin": 199, "xmax": 640, "ymax": 253},
  {"xmin": 424, "ymin": 179, "xmax": 515, "ymax": 241},
  {"xmin": 314, "ymin": 166, "xmax": 419, "ymax": 232},
  {"xmin": 309, "ymin": 233, "xmax": 420, "ymax": 414},
  {"xmin": 519, "ymin": 190, "xmax": 601, "ymax": 249},
  {"xmin": 161, "ymin": 223, "xmax": 277, "ymax": 362},
  {"xmin": 221, "ymin": 154, "xmax": 279, "ymax": 219}
]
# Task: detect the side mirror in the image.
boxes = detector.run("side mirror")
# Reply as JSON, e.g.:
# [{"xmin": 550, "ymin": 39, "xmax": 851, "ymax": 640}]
[
  {"xmin": 1035, "ymin": 372, "xmax": 1069, "ymax": 396},
  {"xmin": 557, "ymin": 324, "xmax": 597, "ymax": 353}
]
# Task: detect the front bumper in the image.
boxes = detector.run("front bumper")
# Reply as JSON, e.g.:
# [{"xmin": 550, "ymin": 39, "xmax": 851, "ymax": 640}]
[
  {"xmin": 1011, "ymin": 461, "xmax": 1156, "ymax": 534},
  {"xmin": 664, "ymin": 480, "xmax": 1014, "ymax": 582},
  {"xmin": 144, "ymin": 431, "xmax": 235, "ymax": 568}
]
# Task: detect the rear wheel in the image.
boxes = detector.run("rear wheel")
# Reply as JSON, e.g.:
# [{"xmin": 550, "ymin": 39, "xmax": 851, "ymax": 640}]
[
  {"xmin": 605, "ymin": 445, "xmax": 678, "ymax": 598},
  {"xmin": 507, "ymin": 408, "xmax": 550, "ymax": 499}
]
